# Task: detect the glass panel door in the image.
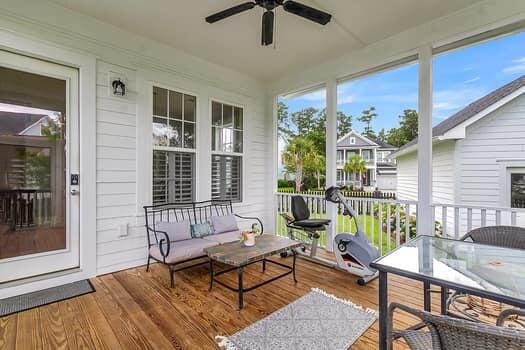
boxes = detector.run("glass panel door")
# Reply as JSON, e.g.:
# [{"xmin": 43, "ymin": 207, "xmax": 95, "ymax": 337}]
[{"xmin": 0, "ymin": 50, "xmax": 79, "ymax": 283}]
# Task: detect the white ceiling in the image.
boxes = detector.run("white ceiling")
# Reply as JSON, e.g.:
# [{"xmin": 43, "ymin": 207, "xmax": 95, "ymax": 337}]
[{"xmin": 51, "ymin": 0, "xmax": 483, "ymax": 82}]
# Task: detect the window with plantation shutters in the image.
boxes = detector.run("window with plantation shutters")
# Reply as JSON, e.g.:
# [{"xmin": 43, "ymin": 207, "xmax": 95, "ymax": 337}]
[
  {"xmin": 153, "ymin": 151, "xmax": 194, "ymax": 204},
  {"xmin": 211, "ymin": 101, "xmax": 243, "ymax": 202},
  {"xmin": 211, "ymin": 155, "xmax": 242, "ymax": 202},
  {"xmin": 152, "ymin": 86, "xmax": 196, "ymax": 204}
]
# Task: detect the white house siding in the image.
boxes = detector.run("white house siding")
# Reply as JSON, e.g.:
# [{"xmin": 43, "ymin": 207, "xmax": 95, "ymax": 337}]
[
  {"xmin": 457, "ymin": 93, "xmax": 525, "ymax": 230},
  {"xmin": 396, "ymin": 141, "xmax": 457, "ymax": 234},
  {"xmin": 1, "ymin": 0, "xmax": 272, "ymax": 276},
  {"xmin": 396, "ymin": 153, "xmax": 418, "ymax": 202}
]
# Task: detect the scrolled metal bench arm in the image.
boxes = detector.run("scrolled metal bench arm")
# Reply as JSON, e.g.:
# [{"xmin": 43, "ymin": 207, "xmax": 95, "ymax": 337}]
[{"xmin": 234, "ymin": 214, "xmax": 264, "ymax": 234}]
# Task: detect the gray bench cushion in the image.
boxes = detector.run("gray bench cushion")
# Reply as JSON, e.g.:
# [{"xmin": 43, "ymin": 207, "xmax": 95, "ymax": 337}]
[
  {"xmin": 156, "ymin": 220, "xmax": 192, "ymax": 242},
  {"xmin": 149, "ymin": 238, "xmax": 218, "ymax": 264},
  {"xmin": 210, "ymin": 214, "xmax": 239, "ymax": 234},
  {"xmin": 203, "ymin": 230, "xmax": 240, "ymax": 244}
]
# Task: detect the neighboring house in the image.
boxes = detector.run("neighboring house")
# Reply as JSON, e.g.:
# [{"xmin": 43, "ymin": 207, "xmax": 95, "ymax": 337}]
[
  {"xmin": 336, "ymin": 130, "xmax": 398, "ymax": 190},
  {"xmin": 391, "ymin": 75, "xmax": 525, "ymax": 232}
]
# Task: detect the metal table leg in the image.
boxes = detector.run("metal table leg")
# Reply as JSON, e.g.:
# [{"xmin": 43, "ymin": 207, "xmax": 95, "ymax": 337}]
[
  {"xmin": 424, "ymin": 281, "xmax": 431, "ymax": 312},
  {"xmin": 378, "ymin": 271, "xmax": 388, "ymax": 350},
  {"xmin": 208, "ymin": 259, "xmax": 214, "ymax": 291},
  {"xmin": 292, "ymin": 249, "xmax": 297, "ymax": 283},
  {"xmin": 238, "ymin": 267, "xmax": 244, "ymax": 310},
  {"xmin": 441, "ymin": 286, "xmax": 448, "ymax": 315}
]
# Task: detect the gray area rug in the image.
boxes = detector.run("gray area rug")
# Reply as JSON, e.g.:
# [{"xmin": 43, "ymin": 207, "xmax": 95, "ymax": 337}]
[
  {"xmin": 217, "ymin": 288, "xmax": 377, "ymax": 350},
  {"xmin": 0, "ymin": 279, "xmax": 94, "ymax": 316}
]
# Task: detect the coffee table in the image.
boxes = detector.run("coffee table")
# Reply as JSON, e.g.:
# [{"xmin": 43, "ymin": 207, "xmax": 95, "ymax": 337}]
[{"xmin": 204, "ymin": 234, "xmax": 302, "ymax": 310}]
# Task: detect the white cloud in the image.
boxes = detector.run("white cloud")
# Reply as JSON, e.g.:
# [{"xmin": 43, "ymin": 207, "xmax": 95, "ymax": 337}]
[
  {"xmin": 433, "ymin": 86, "xmax": 487, "ymax": 120},
  {"xmin": 463, "ymin": 77, "xmax": 480, "ymax": 84},
  {"xmin": 502, "ymin": 57, "xmax": 525, "ymax": 74}
]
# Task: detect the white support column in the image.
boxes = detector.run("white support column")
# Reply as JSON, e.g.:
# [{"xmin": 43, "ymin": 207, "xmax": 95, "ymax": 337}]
[
  {"xmin": 326, "ymin": 78, "xmax": 338, "ymax": 251},
  {"xmin": 417, "ymin": 45, "xmax": 434, "ymax": 236},
  {"xmin": 269, "ymin": 94, "xmax": 279, "ymax": 234}
]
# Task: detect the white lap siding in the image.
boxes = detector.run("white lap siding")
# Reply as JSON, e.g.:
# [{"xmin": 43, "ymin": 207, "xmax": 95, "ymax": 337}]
[
  {"xmin": 0, "ymin": 0, "xmax": 271, "ymax": 275},
  {"xmin": 457, "ymin": 93, "xmax": 525, "ymax": 230}
]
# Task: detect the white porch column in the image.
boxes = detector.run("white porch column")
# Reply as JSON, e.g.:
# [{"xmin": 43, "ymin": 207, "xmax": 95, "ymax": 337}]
[
  {"xmin": 326, "ymin": 78, "xmax": 338, "ymax": 251},
  {"xmin": 417, "ymin": 45, "xmax": 434, "ymax": 236},
  {"xmin": 269, "ymin": 94, "xmax": 279, "ymax": 234}
]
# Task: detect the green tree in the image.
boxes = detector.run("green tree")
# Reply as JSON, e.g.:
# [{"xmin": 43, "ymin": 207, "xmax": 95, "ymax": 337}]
[
  {"xmin": 317, "ymin": 109, "xmax": 353, "ymax": 139},
  {"xmin": 386, "ymin": 109, "xmax": 418, "ymax": 147},
  {"xmin": 281, "ymin": 137, "xmax": 316, "ymax": 192},
  {"xmin": 377, "ymin": 128, "xmax": 387, "ymax": 143},
  {"xmin": 343, "ymin": 154, "xmax": 367, "ymax": 187},
  {"xmin": 304, "ymin": 153, "xmax": 325, "ymax": 189},
  {"xmin": 277, "ymin": 101, "xmax": 292, "ymax": 141},
  {"xmin": 358, "ymin": 107, "xmax": 377, "ymax": 138}
]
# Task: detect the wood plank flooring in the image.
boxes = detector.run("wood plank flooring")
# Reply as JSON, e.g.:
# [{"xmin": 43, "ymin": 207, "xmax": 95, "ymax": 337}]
[{"xmin": 0, "ymin": 255, "xmax": 444, "ymax": 349}]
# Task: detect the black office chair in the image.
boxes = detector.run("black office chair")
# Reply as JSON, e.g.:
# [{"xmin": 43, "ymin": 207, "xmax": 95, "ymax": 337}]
[{"xmin": 281, "ymin": 196, "xmax": 330, "ymax": 258}]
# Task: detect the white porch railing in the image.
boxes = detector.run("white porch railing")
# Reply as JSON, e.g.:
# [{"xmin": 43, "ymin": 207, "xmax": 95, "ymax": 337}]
[
  {"xmin": 276, "ymin": 193, "xmax": 525, "ymax": 256},
  {"xmin": 275, "ymin": 192, "xmax": 418, "ymax": 255},
  {"xmin": 431, "ymin": 203, "xmax": 525, "ymax": 239}
]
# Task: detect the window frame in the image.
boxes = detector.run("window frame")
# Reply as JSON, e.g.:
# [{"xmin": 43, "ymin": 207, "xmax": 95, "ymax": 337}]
[
  {"xmin": 151, "ymin": 83, "xmax": 198, "ymax": 204},
  {"xmin": 209, "ymin": 98, "xmax": 245, "ymax": 203},
  {"xmin": 507, "ymin": 167, "xmax": 525, "ymax": 209}
]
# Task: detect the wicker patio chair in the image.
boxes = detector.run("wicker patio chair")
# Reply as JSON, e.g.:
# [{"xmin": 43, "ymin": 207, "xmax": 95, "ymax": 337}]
[
  {"xmin": 447, "ymin": 226, "xmax": 525, "ymax": 323},
  {"xmin": 388, "ymin": 302, "xmax": 525, "ymax": 350},
  {"xmin": 460, "ymin": 225, "xmax": 525, "ymax": 249}
]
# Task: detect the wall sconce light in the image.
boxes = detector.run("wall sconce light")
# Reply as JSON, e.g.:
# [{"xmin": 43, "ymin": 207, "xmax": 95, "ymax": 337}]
[{"xmin": 111, "ymin": 79, "xmax": 126, "ymax": 96}]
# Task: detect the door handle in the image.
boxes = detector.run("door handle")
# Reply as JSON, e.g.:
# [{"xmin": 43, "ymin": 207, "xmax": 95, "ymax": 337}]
[{"xmin": 70, "ymin": 188, "xmax": 80, "ymax": 196}]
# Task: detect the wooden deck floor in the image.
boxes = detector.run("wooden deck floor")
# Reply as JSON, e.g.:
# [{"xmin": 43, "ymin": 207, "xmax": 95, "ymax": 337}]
[{"xmin": 0, "ymin": 255, "xmax": 443, "ymax": 349}]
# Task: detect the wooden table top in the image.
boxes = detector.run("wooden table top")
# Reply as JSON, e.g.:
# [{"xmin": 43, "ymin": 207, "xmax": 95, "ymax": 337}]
[{"xmin": 204, "ymin": 234, "xmax": 302, "ymax": 267}]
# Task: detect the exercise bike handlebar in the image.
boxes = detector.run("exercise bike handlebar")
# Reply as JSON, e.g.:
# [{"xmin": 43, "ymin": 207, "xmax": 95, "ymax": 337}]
[{"xmin": 325, "ymin": 186, "xmax": 362, "ymax": 233}]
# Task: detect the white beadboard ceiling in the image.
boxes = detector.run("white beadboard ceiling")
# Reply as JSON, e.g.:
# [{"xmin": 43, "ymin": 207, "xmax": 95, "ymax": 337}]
[{"xmin": 50, "ymin": 0, "xmax": 483, "ymax": 82}]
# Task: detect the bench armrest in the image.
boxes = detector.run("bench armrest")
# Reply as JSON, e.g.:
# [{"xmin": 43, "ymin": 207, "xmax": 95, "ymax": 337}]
[
  {"xmin": 146, "ymin": 226, "xmax": 171, "ymax": 260},
  {"xmin": 234, "ymin": 214, "xmax": 264, "ymax": 234}
]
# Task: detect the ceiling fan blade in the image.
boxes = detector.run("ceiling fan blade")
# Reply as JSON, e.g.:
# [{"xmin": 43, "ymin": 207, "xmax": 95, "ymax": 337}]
[
  {"xmin": 261, "ymin": 11, "xmax": 274, "ymax": 46},
  {"xmin": 282, "ymin": 0, "xmax": 331, "ymax": 25},
  {"xmin": 206, "ymin": 2, "xmax": 256, "ymax": 23}
]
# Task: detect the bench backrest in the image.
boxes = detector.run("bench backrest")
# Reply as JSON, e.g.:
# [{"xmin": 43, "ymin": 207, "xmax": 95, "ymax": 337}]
[{"xmin": 143, "ymin": 200, "xmax": 233, "ymax": 246}]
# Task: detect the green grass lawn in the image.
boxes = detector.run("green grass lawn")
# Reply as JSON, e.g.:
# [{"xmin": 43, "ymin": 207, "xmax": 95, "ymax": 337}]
[{"xmin": 276, "ymin": 213, "xmax": 396, "ymax": 255}]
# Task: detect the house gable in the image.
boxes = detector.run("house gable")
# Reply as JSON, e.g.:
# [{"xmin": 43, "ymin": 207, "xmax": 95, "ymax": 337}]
[{"xmin": 337, "ymin": 131, "xmax": 378, "ymax": 148}]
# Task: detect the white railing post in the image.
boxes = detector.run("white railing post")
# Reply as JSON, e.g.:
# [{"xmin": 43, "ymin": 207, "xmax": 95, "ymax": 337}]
[
  {"xmin": 417, "ymin": 45, "xmax": 434, "ymax": 236},
  {"xmin": 325, "ymin": 78, "xmax": 338, "ymax": 252}
]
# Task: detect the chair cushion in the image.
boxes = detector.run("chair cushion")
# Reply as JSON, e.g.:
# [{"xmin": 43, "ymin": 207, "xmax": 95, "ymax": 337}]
[
  {"xmin": 191, "ymin": 222, "xmax": 213, "ymax": 238},
  {"xmin": 155, "ymin": 220, "xmax": 192, "ymax": 242},
  {"xmin": 203, "ymin": 230, "xmax": 241, "ymax": 244},
  {"xmin": 210, "ymin": 214, "xmax": 239, "ymax": 234},
  {"xmin": 149, "ymin": 238, "xmax": 217, "ymax": 264}
]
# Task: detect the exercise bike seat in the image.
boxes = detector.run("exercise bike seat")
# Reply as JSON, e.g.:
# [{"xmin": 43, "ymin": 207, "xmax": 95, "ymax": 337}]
[{"xmin": 292, "ymin": 219, "xmax": 331, "ymax": 228}]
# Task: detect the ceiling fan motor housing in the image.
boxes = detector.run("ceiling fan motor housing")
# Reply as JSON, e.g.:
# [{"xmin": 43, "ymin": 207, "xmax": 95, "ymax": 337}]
[{"xmin": 261, "ymin": 10, "xmax": 275, "ymax": 46}]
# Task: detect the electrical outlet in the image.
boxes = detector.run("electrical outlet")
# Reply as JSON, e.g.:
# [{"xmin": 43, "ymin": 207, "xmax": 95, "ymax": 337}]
[{"xmin": 119, "ymin": 223, "xmax": 129, "ymax": 237}]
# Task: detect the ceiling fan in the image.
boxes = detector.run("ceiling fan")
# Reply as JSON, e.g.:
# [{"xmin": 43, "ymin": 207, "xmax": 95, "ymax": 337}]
[{"xmin": 205, "ymin": 0, "xmax": 332, "ymax": 46}]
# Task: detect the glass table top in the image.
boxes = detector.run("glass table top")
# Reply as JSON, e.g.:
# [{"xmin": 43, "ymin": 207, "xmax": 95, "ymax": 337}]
[{"xmin": 373, "ymin": 236, "xmax": 525, "ymax": 302}]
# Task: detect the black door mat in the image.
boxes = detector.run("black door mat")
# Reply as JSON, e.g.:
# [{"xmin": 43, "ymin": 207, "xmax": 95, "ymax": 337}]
[{"xmin": 0, "ymin": 279, "xmax": 95, "ymax": 317}]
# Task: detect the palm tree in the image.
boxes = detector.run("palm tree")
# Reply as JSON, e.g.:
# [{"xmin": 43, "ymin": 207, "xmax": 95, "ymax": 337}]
[
  {"xmin": 343, "ymin": 154, "xmax": 367, "ymax": 187},
  {"xmin": 307, "ymin": 153, "xmax": 325, "ymax": 190},
  {"xmin": 281, "ymin": 137, "xmax": 316, "ymax": 192}
]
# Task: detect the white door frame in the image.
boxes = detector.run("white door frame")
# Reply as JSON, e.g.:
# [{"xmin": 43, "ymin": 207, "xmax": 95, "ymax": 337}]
[
  {"xmin": 0, "ymin": 50, "xmax": 80, "ymax": 282},
  {"xmin": 0, "ymin": 31, "xmax": 97, "ymax": 298}
]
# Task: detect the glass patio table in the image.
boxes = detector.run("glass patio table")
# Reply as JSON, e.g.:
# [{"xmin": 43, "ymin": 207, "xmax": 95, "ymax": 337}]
[{"xmin": 370, "ymin": 235, "xmax": 525, "ymax": 350}]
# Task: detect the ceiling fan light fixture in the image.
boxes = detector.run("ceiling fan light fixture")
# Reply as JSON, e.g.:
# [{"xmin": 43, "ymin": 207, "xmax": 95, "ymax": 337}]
[{"xmin": 261, "ymin": 10, "xmax": 275, "ymax": 46}]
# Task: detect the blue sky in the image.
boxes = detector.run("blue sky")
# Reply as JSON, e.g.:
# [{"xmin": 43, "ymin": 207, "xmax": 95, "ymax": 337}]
[{"xmin": 281, "ymin": 31, "xmax": 525, "ymax": 134}]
